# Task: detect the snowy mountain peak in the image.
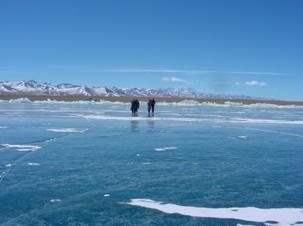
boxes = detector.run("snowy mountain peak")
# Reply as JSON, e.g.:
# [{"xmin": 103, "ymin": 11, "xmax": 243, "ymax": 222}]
[{"xmin": 0, "ymin": 80, "xmax": 254, "ymax": 99}]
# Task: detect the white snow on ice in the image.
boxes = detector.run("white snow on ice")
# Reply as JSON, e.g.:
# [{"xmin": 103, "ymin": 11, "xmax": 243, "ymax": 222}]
[
  {"xmin": 1, "ymin": 144, "xmax": 41, "ymax": 152},
  {"xmin": 155, "ymin": 147, "xmax": 178, "ymax": 152},
  {"xmin": 78, "ymin": 114, "xmax": 303, "ymax": 125},
  {"xmin": 230, "ymin": 118, "xmax": 303, "ymax": 125},
  {"xmin": 50, "ymin": 199, "xmax": 61, "ymax": 203},
  {"xmin": 46, "ymin": 128, "xmax": 88, "ymax": 133},
  {"xmin": 127, "ymin": 199, "xmax": 303, "ymax": 226},
  {"xmin": 27, "ymin": 162, "xmax": 40, "ymax": 166},
  {"xmin": 79, "ymin": 114, "xmax": 206, "ymax": 122},
  {"xmin": 1, "ymin": 97, "xmax": 303, "ymax": 109}
]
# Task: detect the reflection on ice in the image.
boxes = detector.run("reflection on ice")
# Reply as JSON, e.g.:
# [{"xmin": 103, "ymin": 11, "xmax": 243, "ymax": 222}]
[
  {"xmin": 130, "ymin": 120, "xmax": 140, "ymax": 132},
  {"xmin": 147, "ymin": 119, "xmax": 155, "ymax": 129}
]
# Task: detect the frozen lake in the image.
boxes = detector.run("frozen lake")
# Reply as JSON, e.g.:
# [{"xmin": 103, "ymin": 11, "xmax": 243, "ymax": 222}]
[{"xmin": 0, "ymin": 100, "xmax": 303, "ymax": 225}]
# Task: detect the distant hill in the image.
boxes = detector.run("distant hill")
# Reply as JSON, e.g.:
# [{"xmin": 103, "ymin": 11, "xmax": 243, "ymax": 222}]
[{"xmin": 0, "ymin": 80, "xmax": 256, "ymax": 100}]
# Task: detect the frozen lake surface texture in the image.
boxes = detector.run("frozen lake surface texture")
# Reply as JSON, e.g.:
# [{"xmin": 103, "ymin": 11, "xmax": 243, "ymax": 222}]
[{"xmin": 0, "ymin": 100, "xmax": 303, "ymax": 225}]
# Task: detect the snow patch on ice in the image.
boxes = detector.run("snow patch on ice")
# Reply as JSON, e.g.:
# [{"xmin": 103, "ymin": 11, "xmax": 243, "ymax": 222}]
[
  {"xmin": 127, "ymin": 199, "xmax": 303, "ymax": 226},
  {"xmin": 245, "ymin": 103, "xmax": 303, "ymax": 109},
  {"xmin": 1, "ymin": 144, "xmax": 41, "ymax": 152},
  {"xmin": 1, "ymin": 97, "xmax": 303, "ymax": 108},
  {"xmin": 230, "ymin": 118, "xmax": 303, "ymax": 125},
  {"xmin": 79, "ymin": 114, "xmax": 207, "ymax": 122},
  {"xmin": 236, "ymin": 224, "xmax": 255, "ymax": 226},
  {"xmin": 155, "ymin": 147, "xmax": 177, "ymax": 152},
  {"xmin": 27, "ymin": 162, "xmax": 40, "ymax": 166},
  {"xmin": 78, "ymin": 114, "xmax": 303, "ymax": 125},
  {"xmin": 45, "ymin": 137, "xmax": 58, "ymax": 142},
  {"xmin": 46, "ymin": 128, "xmax": 88, "ymax": 133},
  {"xmin": 50, "ymin": 199, "xmax": 61, "ymax": 203}
]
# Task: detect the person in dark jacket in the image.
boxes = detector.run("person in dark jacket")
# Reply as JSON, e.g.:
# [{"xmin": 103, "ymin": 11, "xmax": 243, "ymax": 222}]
[
  {"xmin": 147, "ymin": 98, "xmax": 156, "ymax": 117},
  {"xmin": 131, "ymin": 99, "xmax": 140, "ymax": 116}
]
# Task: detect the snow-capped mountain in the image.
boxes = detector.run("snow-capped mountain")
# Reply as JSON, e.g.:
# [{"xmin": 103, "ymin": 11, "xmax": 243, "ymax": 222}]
[{"xmin": 0, "ymin": 80, "xmax": 253, "ymax": 99}]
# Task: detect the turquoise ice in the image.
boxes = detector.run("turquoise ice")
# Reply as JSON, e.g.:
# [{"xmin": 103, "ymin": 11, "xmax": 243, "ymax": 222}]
[{"xmin": 0, "ymin": 101, "xmax": 303, "ymax": 225}]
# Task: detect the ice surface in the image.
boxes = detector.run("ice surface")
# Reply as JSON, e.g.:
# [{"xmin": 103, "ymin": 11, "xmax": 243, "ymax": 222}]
[
  {"xmin": 1, "ymin": 101, "xmax": 303, "ymax": 225},
  {"xmin": 127, "ymin": 199, "xmax": 303, "ymax": 226},
  {"xmin": 248, "ymin": 128, "xmax": 303, "ymax": 139}
]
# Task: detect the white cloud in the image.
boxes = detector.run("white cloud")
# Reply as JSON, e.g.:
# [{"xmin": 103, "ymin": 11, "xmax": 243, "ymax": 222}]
[
  {"xmin": 161, "ymin": 76, "xmax": 191, "ymax": 84},
  {"xmin": 245, "ymin": 80, "xmax": 267, "ymax": 86},
  {"xmin": 97, "ymin": 68, "xmax": 202, "ymax": 74},
  {"xmin": 225, "ymin": 71, "xmax": 286, "ymax": 76},
  {"xmin": 96, "ymin": 68, "xmax": 287, "ymax": 76}
]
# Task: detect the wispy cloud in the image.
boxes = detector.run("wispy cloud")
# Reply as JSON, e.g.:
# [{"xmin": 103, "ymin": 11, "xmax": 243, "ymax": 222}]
[
  {"xmin": 245, "ymin": 80, "xmax": 267, "ymax": 86},
  {"xmin": 96, "ymin": 68, "xmax": 287, "ymax": 76},
  {"xmin": 96, "ymin": 68, "xmax": 202, "ymax": 74},
  {"xmin": 161, "ymin": 76, "xmax": 191, "ymax": 84},
  {"xmin": 225, "ymin": 71, "xmax": 286, "ymax": 76}
]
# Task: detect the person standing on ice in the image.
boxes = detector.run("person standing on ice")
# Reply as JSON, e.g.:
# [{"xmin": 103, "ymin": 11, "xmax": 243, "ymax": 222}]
[
  {"xmin": 131, "ymin": 99, "xmax": 140, "ymax": 116},
  {"xmin": 147, "ymin": 98, "xmax": 156, "ymax": 117}
]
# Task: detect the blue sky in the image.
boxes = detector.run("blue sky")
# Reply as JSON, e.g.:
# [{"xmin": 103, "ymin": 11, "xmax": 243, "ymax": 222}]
[{"xmin": 0, "ymin": 0, "xmax": 302, "ymax": 100}]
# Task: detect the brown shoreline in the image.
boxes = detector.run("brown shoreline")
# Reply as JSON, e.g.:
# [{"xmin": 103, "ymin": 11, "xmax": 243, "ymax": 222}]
[{"xmin": 0, "ymin": 95, "xmax": 302, "ymax": 106}]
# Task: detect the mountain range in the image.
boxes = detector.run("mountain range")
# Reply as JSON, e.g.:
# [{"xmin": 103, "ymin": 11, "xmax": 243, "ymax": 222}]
[{"xmin": 0, "ymin": 80, "xmax": 255, "ymax": 99}]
